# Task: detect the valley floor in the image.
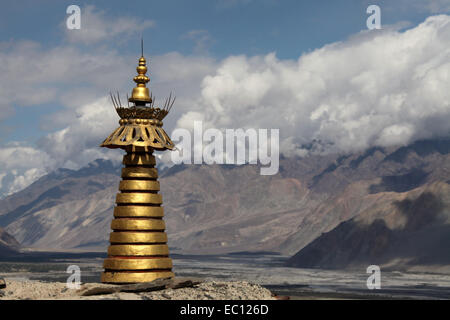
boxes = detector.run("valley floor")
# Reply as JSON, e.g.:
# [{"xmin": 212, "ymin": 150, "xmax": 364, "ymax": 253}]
[{"xmin": 1, "ymin": 252, "xmax": 450, "ymax": 299}]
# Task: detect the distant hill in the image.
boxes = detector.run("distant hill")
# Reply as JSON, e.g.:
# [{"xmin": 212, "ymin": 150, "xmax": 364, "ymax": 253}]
[
  {"xmin": 0, "ymin": 138, "xmax": 450, "ymax": 273},
  {"xmin": 0, "ymin": 159, "xmax": 121, "ymax": 251}
]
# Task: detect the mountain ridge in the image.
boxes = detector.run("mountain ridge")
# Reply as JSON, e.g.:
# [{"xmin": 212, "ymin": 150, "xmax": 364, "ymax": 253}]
[{"xmin": 0, "ymin": 138, "xmax": 449, "ymax": 272}]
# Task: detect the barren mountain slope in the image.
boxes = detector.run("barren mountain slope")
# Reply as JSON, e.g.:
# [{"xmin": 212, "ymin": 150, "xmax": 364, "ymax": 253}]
[
  {"xmin": 287, "ymin": 181, "xmax": 450, "ymax": 272},
  {"xmin": 0, "ymin": 227, "xmax": 20, "ymax": 254},
  {"xmin": 0, "ymin": 138, "xmax": 449, "ymax": 260}
]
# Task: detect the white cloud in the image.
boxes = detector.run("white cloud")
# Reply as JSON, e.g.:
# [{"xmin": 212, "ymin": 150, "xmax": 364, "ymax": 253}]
[
  {"xmin": 37, "ymin": 97, "xmax": 121, "ymax": 168},
  {"xmin": 0, "ymin": 51, "xmax": 217, "ymax": 197},
  {"xmin": 0, "ymin": 40, "xmax": 132, "ymax": 114},
  {"xmin": 3, "ymin": 14, "xmax": 450, "ymax": 196},
  {"xmin": 64, "ymin": 5, "xmax": 155, "ymax": 44},
  {"xmin": 0, "ymin": 143, "xmax": 55, "ymax": 171},
  {"xmin": 0, "ymin": 144, "xmax": 55, "ymax": 197},
  {"xmin": 0, "ymin": 5, "xmax": 157, "ymax": 122},
  {"xmin": 174, "ymin": 15, "xmax": 450, "ymax": 157},
  {"xmin": 0, "ymin": 99, "xmax": 122, "ymax": 197},
  {"xmin": 8, "ymin": 168, "xmax": 48, "ymax": 195}
]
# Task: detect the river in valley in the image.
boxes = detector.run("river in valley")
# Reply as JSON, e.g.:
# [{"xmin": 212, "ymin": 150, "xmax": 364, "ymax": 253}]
[{"xmin": 1, "ymin": 252, "xmax": 450, "ymax": 299}]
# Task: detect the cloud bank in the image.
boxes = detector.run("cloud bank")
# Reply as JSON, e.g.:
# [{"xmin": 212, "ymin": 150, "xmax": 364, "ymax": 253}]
[
  {"xmin": 1, "ymin": 14, "xmax": 450, "ymax": 197},
  {"xmin": 175, "ymin": 15, "xmax": 450, "ymax": 157}
]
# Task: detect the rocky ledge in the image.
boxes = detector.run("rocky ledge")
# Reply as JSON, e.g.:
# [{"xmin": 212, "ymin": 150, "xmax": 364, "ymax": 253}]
[{"xmin": 0, "ymin": 277, "xmax": 276, "ymax": 300}]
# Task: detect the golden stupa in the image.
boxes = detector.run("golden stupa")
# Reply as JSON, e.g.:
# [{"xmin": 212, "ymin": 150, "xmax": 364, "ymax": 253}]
[{"xmin": 100, "ymin": 43, "xmax": 176, "ymax": 283}]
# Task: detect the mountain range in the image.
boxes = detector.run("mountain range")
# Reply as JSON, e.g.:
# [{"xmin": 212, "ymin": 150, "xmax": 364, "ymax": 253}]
[{"xmin": 0, "ymin": 138, "xmax": 449, "ymax": 272}]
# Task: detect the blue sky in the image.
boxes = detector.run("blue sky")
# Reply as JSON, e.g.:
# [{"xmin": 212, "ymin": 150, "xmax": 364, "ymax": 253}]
[
  {"xmin": 0, "ymin": 0, "xmax": 450, "ymax": 196},
  {"xmin": 0, "ymin": 0, "xmax": 443, "ymax": 144},
  {"xmin": 0, "ymin": 0, "xmax": 440, "ymax": 59}
]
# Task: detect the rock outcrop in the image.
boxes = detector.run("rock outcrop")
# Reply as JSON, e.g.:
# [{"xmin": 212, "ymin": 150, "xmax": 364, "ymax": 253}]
[{"xmin": 0, "ymin": 279, "xmax": 275, "ymax": 300}]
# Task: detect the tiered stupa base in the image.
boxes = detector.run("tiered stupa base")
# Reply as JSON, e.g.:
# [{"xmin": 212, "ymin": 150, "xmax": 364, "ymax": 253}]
[{"xmin": 101, "ymin": 147, "xmax": 174, "ymax": 283}]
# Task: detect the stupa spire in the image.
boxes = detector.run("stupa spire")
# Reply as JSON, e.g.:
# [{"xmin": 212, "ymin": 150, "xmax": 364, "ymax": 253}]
[{"xmin": 129, "ymin": 39, "xmax": 151, "ymax": 104}]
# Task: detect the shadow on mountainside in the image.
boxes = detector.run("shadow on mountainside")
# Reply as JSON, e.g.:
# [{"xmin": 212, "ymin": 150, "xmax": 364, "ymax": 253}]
[
  {"xmin": 383, "ymin": 139, "xmax": 450, "ymax": 163},
  {"xmin": 369, "ymin": 168, "xmax": 429, "ymax": 194},
  {"xmin": 287, "ymin": 191, "xmax": 450, "ymax": 269}
]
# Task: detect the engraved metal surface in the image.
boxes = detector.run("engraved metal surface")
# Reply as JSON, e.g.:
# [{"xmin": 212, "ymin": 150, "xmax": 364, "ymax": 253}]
[
  {"xmin": 116, "ymin": 193, "xmax": 162, "ymax": 204},
  {"xmin": 111, "ymin": 218, "xmax": 165, "ymax": 231},
  {"xmin": 119, "ymin": 180, "xmax": 160, "ymax": 191},
  {"xmin": 101, "ymin": 271, "xmax": 175, "ymax": 283},
  {"xmin": 110, "ymin": 232, "xmax": 167, "ymax": 243},
  {"xmin": 123, "ymin": 153, "xmax": 156, "ymax": 165},
  {"xmin": 107, "ymin": 244, "xmax": 170, "ymax": 256},
  {"xmin": 113, "ymin": 206, "xmax": 164, "ymax": 218},
  {"xmin": 121, "ymin": 167, "xmax": 158, "ymax": 179},
  {"xmin": 100, "ymin": 121, "xmax": 175, "ymax": 150},
  {"xmin": 103, "ymin": 257, "xmax": 173, "ymax": 270}
]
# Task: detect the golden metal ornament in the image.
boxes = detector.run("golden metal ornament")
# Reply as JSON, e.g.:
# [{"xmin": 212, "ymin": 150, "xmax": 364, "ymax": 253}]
[
  {"xmin": 121, "ymin": 167, "xmax": 159, "ymax": 179},
  {"xmin": 101, "ymin": 271, "xmax": 175, "ymax": 283},
  {"xmin": 108, "ymin": 244, "xmax": 170, "ymax": 256},
  {"xmin": 100, "ymin": 46, "xmax": 176, "ymax": 283},
  {"xmin": 111, "ymin": 218, "xmax": 165, "ymax": 231},
  {"xmin": 101, "ymin": 118, "xmax": 174, "ymax": 150},
  {"xmin": 123, "ymin": 153, "xmax": 156, "ymax": 165},
  {"xmin": 119, "ymin": 180, "xmax": 160, "ymax": 191},
  {"xmin": 100, "ymin": 50, "xmax": 176, "ymax": 151},
  {"xmin": 115, "ymin": 193, "xmax": 163, "ymax": 204},
  {"xmin": 113, "ymin": 206, "xmax": 164, "ymax": 218},
  {"xmin": 129, "ymin": 56, "xmax": 151, "ymax": 103},
  {"xmin": 110, "ymin": 231, "xmax": 168, "ymax": 244},
  {"xmin": 103, "ymin": 257, "xmax": 173, "ymax": 270}
]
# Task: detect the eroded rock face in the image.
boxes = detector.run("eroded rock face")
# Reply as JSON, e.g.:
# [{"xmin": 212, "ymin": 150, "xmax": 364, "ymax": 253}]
[{"xmin": 0, "ymin": 227, "xmax": 20, "ymax": 254}]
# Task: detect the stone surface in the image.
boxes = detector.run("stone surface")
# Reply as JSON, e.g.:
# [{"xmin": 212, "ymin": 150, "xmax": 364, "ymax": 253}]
[
  {"xmin": 0, "ymin": 279, "xmax": 275, "ymax": 300},
  {"xmin": 77, "ymin": 277, "xmax": 203, "ymax": 296}
]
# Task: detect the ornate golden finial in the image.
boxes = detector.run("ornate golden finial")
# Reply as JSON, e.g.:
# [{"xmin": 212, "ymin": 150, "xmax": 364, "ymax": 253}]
[
  {"xmin": 102, "ymin": 39, "xmax": 176, "ymax": 150},
  {"xmin": 129, "ymin": 39, "xmax": 151, "ymax": 103}
]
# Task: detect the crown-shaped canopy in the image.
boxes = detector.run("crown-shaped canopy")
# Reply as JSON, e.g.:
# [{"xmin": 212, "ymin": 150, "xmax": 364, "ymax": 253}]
[{"xmin": 101, "ymin": 41, "xmax": 175, "ymax": 151}]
